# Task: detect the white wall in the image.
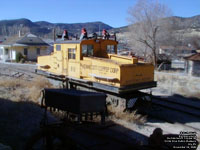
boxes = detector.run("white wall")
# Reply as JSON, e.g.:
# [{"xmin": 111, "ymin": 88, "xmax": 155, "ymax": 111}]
[
  {"xmin": 0, "ymin": 46, "xmax": 48, "ymax": 61},
  {"xmin": 0, "ymin": 47, "xmax": 3, "ymax": 60},
  {"xmin": 10, "ymin": 50, "xmax": 16, "ymax": 60},
  {"xmin": 0, "ymin": 47, "xmax": 9, "ymax": 61},
  {"xmin": 193, "ymin": 61, "xmax": 200, "ymax": 77}
]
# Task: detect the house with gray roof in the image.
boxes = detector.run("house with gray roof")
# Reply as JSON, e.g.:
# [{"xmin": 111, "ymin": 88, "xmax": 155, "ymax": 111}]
[
  {"xmin": 185, "ymin": 53, "xmax": 200, "ymax": 77},
  {"xmin": 0, "ymin": 33, "xmax": 49, "ymax": 62}
]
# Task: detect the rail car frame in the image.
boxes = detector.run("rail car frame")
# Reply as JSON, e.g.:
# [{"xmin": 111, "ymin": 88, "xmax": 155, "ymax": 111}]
[{"xmin": 36, "ymin": 69, "xmax": 156, "ymax": 110}]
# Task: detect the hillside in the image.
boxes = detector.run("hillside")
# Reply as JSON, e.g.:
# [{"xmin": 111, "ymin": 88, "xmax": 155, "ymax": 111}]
[
  {"xmin": 0, "ymin": 18, "xmax": 113, "ymax": 38},
  {"xmin": 114, "ymin": 15, "xmax": 200, "ymax": 49},
  {"xmin": 1, "ymin": 15, "xmax": 200, "ymax": 40},
  {"xmin": 111, "ymin": 15, "xmax": 200, "ymax": 33},
  {"xmin": 169, "ymin": 15, "xmax": 200, "ymax": 30}
]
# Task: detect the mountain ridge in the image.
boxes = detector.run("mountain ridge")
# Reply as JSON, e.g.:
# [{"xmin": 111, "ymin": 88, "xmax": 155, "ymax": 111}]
[
  {"xmin": 0, "ymin": 18, "xmax": 113, "ymax": 37},
  {"xmin": 1, "ymin": 15, "xmax": 200, "ymax": 39}
]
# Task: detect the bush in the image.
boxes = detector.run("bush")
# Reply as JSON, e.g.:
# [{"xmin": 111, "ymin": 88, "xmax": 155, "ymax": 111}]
[
  {"xmin": 16, "ymin": 52, "xmax": 27, "ymax": 63},
  {"xmin": 20, "ymin": 58, "xmax": 25, "ymax": 63},
  {"xmin": 16, "ymin": 52, "xmax": 23, "ymax": 63}
]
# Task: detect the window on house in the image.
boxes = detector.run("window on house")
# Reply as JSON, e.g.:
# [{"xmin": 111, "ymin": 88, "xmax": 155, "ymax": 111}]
[
  {"xmin": 5, "ymin": 49, "xmax": 9, "ymax": 55},
  {"xmin": 56, "ymin": 45, "xmax": 61, "ymax": 51},
  {"xmin": 24, "ymin": 48, "xmax": 28, "ymax": 55},
  {"xmin": 107, "ymin": 45, "xmax": 115, "ymax": 54},
  {"xmin": 68, "ymin": 48, "xmax": 76, "ymax": 59},
  {"xmin": 37, "ymin": 48, "xmax": 40, "ymax": 55},
  {"xmin": 82, "ymin": 45, "xmax": 94, "ymax": 56}
]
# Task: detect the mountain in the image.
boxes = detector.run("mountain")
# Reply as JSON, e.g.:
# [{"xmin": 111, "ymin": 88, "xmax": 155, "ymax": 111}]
[
  {"xmin": 0, "ymin": 18, "xmax": 113, "ymax": 38},
  {"xmin": 112, "ymin": 15, "xmax": 200, "ymax": 34},
  {"xmin": 113, "ymin": 15, "xmax": 200, "ymax": 48},
  {"xmin": 1, "ymin": 15, "xmax": 200, "ymax": 40},
  {"xmin": 169, "ymin": 15, "xmax": 200, "ymax": 30},
  {"xmin": 0, "ymin": 18, "xmax": 37, "ymax": 27}
]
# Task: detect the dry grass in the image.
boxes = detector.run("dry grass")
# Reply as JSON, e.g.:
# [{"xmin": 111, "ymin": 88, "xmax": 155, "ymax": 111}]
[
  {"xmin": 155, "ymin": 74, "xmax": 167, "ymax": 83},
  {"xmin": 26, "ymin": 77, "xmax": 53, "ymax": 103},
  {"xmin": 0, "ymin": 78, "xmax": 26, "ymax": 89},
  {"xmin": 0, "ymin": 76, "xmax": 53, "ymax": 103},
  {"xmin": 197, "ymin": 136, "xmax": 200, "ymax": 145},
  {"xmin": 107, "ymin": 105, "xmax": 146, "ymax": 124},
  {"xmin": 155, "ymin": 73, "xmax": 200, "ymax": 99},
  {"xmin": 176, "ymin": 87, "xmax": 200, "ymax": 98}
]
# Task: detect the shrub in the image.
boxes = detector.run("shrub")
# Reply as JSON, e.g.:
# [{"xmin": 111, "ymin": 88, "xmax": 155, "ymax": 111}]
[
  {"xmin": 16, "ymin": 52, "xmax": 23, "ymax": 63},
  {"xmin": 107, "ymin": 105, "xmax": 146, "ymax": 124},
  {"xmin": 0, "ymin": 76, "xmax": 53, "ymax": 102}
]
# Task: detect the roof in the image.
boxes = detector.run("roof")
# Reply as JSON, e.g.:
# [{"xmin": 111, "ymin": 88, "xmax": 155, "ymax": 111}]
[
  {"xmin": 55, "ymin": 40, "xmax": 82, "ymax": 44},
  {"xmin": 0, "ymin": 35, "xmax": 21, "ymax": 45},
  {"xmin": 0, "ymin": 36, "xmax": 6, "ymax": 41},
  {"xmin": 54, "ymin": 39, "xmax": 117, "ymax": 45},
  {"xmin": 185, "ymin": 53, "xmax": 200, "ymax": 61},
  {"xmin": 0, "ymin": 33, "xmax": 49, "ymax": 46},
  {"xmin": 16, "ymin": 34, "xmax": 49, "ymax": 46}
]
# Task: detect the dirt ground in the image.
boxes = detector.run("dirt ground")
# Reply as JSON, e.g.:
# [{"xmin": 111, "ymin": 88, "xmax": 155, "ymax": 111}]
[
  {"xmin": 0, "ymin": 62, "xmax": 57, "ymax": 149},
  {"xmin": 0, "ymin": 62, "xmax": 199, "ymax": 150}
]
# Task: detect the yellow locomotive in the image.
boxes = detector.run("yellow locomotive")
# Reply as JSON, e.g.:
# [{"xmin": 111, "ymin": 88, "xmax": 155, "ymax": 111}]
[{"xmin": 36, "ymin": 29, "xmax": 156, "ymax": 109}]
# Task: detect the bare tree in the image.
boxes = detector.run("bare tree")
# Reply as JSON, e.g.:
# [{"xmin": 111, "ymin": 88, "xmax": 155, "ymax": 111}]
[
  {"xmin": 128, "ymin": 0, "xmax": 172, "ymax": 68},
  {"xmin": 190, "ymin": 36, "xmax": 200, "ymax": 49}
]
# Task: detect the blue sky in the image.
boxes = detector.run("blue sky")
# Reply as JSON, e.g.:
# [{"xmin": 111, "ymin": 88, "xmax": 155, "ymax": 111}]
[{"xmin": 0, "ymin": 0, "xmax": 200, "ymax": 28}]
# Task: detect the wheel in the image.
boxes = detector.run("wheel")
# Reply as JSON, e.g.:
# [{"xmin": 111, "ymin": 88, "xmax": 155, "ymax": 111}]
[{"xmin": 24, "ymin": 127, "xmax": 77, "ymax": 150}]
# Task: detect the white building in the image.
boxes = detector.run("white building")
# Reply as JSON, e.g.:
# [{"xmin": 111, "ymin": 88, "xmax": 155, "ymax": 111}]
[{"xmin": 0, "ymin": 34, "xmax": 49, "ymax": 62}]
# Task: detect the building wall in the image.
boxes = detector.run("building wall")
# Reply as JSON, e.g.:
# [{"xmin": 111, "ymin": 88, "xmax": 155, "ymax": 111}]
[
  {"xmin": 0, "ymin": 46, "xmax": 9, "ymax": 61},
  {"xmin": 192, "ymin": 61, "xmax": 200, "ymax": 77},
  {"xmin": 187, "ymin": 60, "xmax": 193, "ymax": 75},
  {"xmin": 0, "ymin": 47, "xmax": 4, "ymax": 60},
  {"xmin": 9, "ymin": 49, "xmax": 16, "ymax": 60},
  {"xmin": 6, "ymin": 46, "xmax": 48, "ymax": 61},
  {"xmin": 186, "ymin": 60, "xmax": 200, "ymax": 77},
  {"xmin": 171, "ymin": 60, "xmax": 185, "ymax": 69}
]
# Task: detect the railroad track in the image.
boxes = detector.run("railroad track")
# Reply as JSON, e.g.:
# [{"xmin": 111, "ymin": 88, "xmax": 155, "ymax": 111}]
[
  {"xmin": 143, "ymin": 95, "xmax": 200, "ymax": 133},
  {"xmin": 151, "ymin": 96, "xmax": 200, "ymax": 118},
  {"xmin": 133, "ymin": 96, "xmax": 200, "ymax": 146},
  {"xmin": 0, "ymin": 69, "xmax": 34, "ymax": 80},
  {"xmin": 0, "ymin": 63, "xmax": 38, "ymax": 80}
]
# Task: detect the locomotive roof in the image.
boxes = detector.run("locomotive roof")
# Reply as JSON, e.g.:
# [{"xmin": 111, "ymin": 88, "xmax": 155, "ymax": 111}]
[
  {"xmin": 54, "ymin": 39, "xmax": 118, "ymax": 45},
  {"xmin": 55, "ymin": 40, "xmax": 82, "ymax": 44}
]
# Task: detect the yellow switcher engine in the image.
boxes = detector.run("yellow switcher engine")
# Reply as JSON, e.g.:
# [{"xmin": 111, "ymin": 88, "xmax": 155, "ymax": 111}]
[{"xmin": 37, "ymin": 38, "xmax": 156, "ymax": 94}]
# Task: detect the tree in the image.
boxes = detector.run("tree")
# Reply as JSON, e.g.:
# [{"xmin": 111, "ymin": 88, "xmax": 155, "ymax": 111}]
[
  {"xmin": 190, "ymin": 36, "xmax": 200, "ymax": 49},
  {"xmin": 128, "ymin": 0, "xmax": 173, "ymax": 68}
]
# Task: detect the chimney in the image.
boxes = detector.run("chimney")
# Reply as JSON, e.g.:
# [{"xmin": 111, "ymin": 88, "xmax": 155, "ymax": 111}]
[{"xmin": 19, "ymin": 30, "xmax": 21, "ymax": 37}]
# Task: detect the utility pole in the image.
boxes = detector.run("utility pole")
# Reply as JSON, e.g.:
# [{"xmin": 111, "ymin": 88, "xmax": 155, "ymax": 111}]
[
  {"xmin": 53, "ymin": 28, "xmax": 56, "ymax": 42},
  {"xmin": 99, "ymin": 24, "xmax": 101, "ymax": 36}
]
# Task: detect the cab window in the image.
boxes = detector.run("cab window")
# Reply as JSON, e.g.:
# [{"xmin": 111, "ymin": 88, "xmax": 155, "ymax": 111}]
[
  {"xmin": 82, "ymin": 45, "xmax": 93, "ymax": 56},
  {"xmin": 56, "ymin": 45, "xmax": 61, "ymax": 51},
  {"xmin": 107, "ymin": 45, "xmax": 116, "ymax": 54},
  {"xmin": 68, "ymin": 48, "xmax": 76, "ymax": 59}
]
